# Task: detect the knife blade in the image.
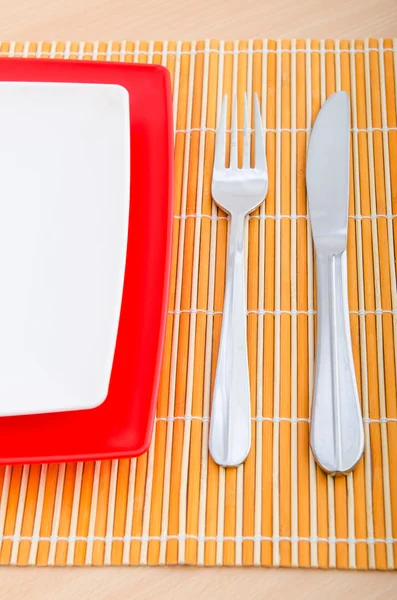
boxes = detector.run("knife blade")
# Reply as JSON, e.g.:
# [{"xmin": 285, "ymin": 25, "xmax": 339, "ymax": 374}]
[
  {"xmin": 307, "ymin": 91, "xmax": 350, "ymax": 254},
  {"xmin": 306, "ymin": 91, "xmax": 364, "ymax": 474}
]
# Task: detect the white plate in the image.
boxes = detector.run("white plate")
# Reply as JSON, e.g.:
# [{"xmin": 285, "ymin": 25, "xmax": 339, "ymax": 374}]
[{"xmin": 0, "ymin": 82, "xmax": 130, "ymax": 416}]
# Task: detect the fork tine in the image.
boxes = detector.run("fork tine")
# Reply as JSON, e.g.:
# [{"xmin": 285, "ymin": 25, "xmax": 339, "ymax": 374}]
[
  {"xmin": 214, "ymin": 95, "xmax": 227, "ymax": 170},
  {"xmin": 243, "ymin": 93, "xmax": 250, "ymax": 168},
  {"xmin": 230, "ymin": 94, "xmax": 238, "ymax": 169},
  {"xmin": 254, "ymin": 93, "xmax": 266, "ymax": 170}
]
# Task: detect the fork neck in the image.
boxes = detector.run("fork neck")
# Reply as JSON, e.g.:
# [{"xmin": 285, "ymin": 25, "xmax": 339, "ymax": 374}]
[{"xmin": 229, "ymin": 213, "xmax": 246, "ymax": 254}]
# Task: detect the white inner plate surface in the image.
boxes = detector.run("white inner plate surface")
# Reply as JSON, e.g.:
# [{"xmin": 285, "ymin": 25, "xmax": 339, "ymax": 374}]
[{"xmin": 0, "ymin": 82, "xmax": 130, "ymax": 416}]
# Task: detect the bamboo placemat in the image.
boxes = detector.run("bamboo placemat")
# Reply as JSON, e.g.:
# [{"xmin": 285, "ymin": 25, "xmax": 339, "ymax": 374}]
[{"xmin": 0, "ymin": 39, "xmax": 396, "ymax": 569}]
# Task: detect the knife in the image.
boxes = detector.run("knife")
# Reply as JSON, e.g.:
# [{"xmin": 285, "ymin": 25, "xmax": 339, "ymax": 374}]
[{"xmin": 306, "ymin": 91, "xmax": 364, "ymax": 475}]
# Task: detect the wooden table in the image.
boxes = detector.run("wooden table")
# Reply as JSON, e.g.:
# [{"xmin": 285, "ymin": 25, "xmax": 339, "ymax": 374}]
[{"xmin": 0, "ymin": 1, "xmax": 397, "ymax": 598}]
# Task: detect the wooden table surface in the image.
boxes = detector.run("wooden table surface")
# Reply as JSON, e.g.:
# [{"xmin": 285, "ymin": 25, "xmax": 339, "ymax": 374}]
[{"xmin": 0, "ymin": 1, "xmax": 397, "ymax": 598}]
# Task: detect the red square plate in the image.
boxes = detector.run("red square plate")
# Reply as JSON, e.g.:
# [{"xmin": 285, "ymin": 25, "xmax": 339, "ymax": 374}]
[{"xmin": 0, "ymin": 58, "xmax": 173, "ymax": 464}]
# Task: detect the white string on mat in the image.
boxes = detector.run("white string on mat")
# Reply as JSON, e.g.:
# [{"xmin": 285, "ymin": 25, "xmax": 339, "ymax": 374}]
[
  {"xmin": 2, "ymin": 533, "xmax": 397, "ymax": 545},
  {"xmin": 168, "ymin": 308, "xmax": 397, "ymax": 316},
  {"xmin": 176, "ymin": 125, "xmax": 397, "ymax": 133},
  {"xmin": 157, "ymin": 415, "xmax": 210, "ymax": 423},
  {"xmin": 174, "ymin": 213, "xmax": 397, "ymax": 221},
  {"xmin": 7, "ymin": 46, "xmax": 396, "ymax": 58},
  {"xmin": 155, "ymin": 415, "xmax": 397, "ymax": 424}
]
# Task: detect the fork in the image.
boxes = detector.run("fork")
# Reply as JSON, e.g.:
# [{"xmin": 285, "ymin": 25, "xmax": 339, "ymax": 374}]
[{"xmin": 209, "ymin": 93, "xmax": 268, "ymax": 467}]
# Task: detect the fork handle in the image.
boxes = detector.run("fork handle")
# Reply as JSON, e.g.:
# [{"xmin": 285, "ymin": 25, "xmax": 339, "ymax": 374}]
[
  {"xmin": 311, "ymin": 250, "xmax": 364, "ymax": 474},
  {"xmin": 209, "ymin": 213, "xmax": 251, "ymax": 467}
]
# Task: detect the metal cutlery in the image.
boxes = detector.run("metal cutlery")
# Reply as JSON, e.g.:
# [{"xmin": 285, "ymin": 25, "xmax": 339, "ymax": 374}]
[
  {"xmin": 209, "ymin": 93, "xmax": 268, "ymax": 467},
  {"xmin": 306, "ymin": 91, "xmax": 364, "ymax": 474}
]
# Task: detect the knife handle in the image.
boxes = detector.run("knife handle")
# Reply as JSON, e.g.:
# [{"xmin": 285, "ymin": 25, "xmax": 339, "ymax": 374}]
[{"xmin": 311, "ymin": 249, "xmax": 364, "ymax": 474}]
